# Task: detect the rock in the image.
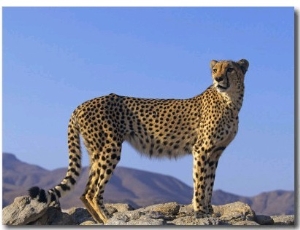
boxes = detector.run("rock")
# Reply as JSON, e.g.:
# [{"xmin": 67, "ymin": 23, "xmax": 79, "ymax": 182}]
[
  {"xmin": 80, "ymin": 220, "xmax": 99, "ymax": 225},
  {"xmin": 271, "ymin": 215, "xmax": 294, "ymax": 225},
  {"xmin": 106, "ymin": 202, "xmax": 180, "ymax": 225},
  {"xmin": 31, "ymin": 207, "xmax": 75, "ymax": 225},
  {"xmin": 106, "ymin": 203, "xmax": 134, "ymax": 212},
  {"xmin": 106, "ymin": 209, "xmax": 165, "ymax": 225},
  {"xmin": 234, "ymin": 220, "xmax": 260, "ymax": 225},
  {"xmin": 106, "ymin": 213, "xmax": 128, "ymax": 225},
  {"xmin": 173, "ymin": 202, "xmax": 258, "ymax": 225},
  {"xmin": 213, "ymin": 201, "xmax": 256, "ymax": 224},
  {"xmin": 2, "ymin": 196, "xmax": 48, "ymax": 225},
  {"xmin": 124, "ymin": 210, "xmax": 143, "ymax": 220},
  {"xmin": 255, "ymin": 215, "xmax": 274, "ymax": 225},
  {"xmin": 2, "ymin": 195, "xmax": 295, "ymax": 226},
  {"xmin": 143, "ymin": 202, "xmax": 180, "ymax": 216},
  {"xmin": 178, "ymin": 204, "xmax": 194, "ymax": 217},
  {"xmin": 128, "ymin": 215, "xmax": 165, "ymax": 225},
  {"xmin": 64, "ymin": 207, "xmax": 95, "ymax": 225},
  {"xmin": 171, "ymin": 216, "xmax": 223, "ymax": 225}
]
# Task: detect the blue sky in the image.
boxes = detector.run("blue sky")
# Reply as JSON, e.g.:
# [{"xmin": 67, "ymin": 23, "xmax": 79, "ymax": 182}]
[{"xmin": 2, "ymin": 7, "xmax": 295, "ymax": 197}]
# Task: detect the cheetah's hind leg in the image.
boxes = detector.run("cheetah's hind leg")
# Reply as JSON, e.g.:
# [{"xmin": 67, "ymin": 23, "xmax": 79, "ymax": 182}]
[
  {"xmin": 79, "ymin": 159, "xmax": 111, "ymax": 224},
  {"xmin": 80, "ymin": 145, "xmax": 121, "ymax": 224},
  {"xmin": 80, "ymin": 195, "xmax": 109, "ymax": 224}
]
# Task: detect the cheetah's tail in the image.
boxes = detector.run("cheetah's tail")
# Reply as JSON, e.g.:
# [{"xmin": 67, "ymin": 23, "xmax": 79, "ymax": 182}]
[{"xmin": 28, "ymin": 111, "xmax": 82, "ymax": 205}]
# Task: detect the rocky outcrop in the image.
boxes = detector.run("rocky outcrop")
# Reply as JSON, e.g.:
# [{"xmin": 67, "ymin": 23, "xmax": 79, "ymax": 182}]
[{"xmin": 2, "ymin": 196, "xmax": 294, "ymax": 226}]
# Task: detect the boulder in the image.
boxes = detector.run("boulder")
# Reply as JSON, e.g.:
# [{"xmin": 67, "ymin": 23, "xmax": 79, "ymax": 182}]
[
  {"xmin": 255, "ymin": 215, "xmax": 274, "ymax": 225},
  {"xmin": 213, "ymin": 201, "xmax": 256, "ymax": 224},
  {"xmin": 2, "ymin": 196, "xmax": 48, "ymax": 225}
]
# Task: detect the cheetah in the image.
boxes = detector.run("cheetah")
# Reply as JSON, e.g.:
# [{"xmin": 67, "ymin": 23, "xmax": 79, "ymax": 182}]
[{"xmin": 29, "ymin": 59, "xmax": 249, "ymax": 223}]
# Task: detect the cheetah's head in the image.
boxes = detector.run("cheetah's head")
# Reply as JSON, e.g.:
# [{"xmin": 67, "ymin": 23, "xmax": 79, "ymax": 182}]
[{"xmin": 210, "ymin": 59, "xmax": 249, "ymax": 93}]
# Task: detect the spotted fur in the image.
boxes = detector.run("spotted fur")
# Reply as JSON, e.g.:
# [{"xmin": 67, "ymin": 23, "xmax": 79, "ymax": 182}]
[{"xmin": 29, "ymin": 59, "xmax": 249, "ymax": 223}]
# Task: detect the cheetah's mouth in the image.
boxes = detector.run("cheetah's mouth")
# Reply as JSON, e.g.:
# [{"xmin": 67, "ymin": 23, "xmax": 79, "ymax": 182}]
[
  {"xmin": 217, "ymin": 84, "xmax": 229, "ymax": 90},
  {"xmin": 216, "ymin": 82, "xmax": 230, "ymax": 91}
]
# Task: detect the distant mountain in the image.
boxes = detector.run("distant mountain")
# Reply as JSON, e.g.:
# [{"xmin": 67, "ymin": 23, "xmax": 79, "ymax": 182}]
[
  {"xmin": 2, "ymin": 153, "xmax": 192, "ymax": 209},
  {"xmin": 2, "ymin": 153, "xmax": 294, "ymax": 215},
  {"xmin": 211, "ymin": 189, "xmax": 294, "ymax": 215}
]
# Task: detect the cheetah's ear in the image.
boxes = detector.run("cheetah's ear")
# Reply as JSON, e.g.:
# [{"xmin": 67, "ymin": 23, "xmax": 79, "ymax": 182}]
[
  {"xmin": 210, "ymin": 60, "xmax": 218, "ymax": 69},
  {"xmin": 237, "ymin": 59, "xmax": 249, "ymax": 74}
]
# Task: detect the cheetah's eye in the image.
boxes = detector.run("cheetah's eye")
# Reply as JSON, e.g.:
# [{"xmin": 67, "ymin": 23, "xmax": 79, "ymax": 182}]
[
  {"xmin": 213, "ymin": 69, "xmax": 217, "ymax": 73},
  {"xmin": 227, "ymin": 68, "xmax": 234, "ymax": 73}
]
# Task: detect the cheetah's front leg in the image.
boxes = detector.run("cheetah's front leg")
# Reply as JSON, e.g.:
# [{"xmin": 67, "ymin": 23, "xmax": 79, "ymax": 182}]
[
  {"xmin": 192, "ymin": 144, "xmax": 225, "ymax": 218},
  {"xmin": 204, "ymin": 159, "xmax": 220, "ymax": 215},
  {"xmin": 204, "ymin": 146, "xmax": 224, "ymax": 215},
  {"xmin": 192, "ymin": 146, "xmax": 211, "ymax": 218}
]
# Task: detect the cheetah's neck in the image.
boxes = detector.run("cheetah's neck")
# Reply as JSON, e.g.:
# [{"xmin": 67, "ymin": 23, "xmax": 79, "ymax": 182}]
[
  {"xmin": 209, "ymin": 85, "xmax": 245, "ymax": 114},
  {"xmin": 221, "ymin": 89, "xmax": 245, "ymax": 113}
]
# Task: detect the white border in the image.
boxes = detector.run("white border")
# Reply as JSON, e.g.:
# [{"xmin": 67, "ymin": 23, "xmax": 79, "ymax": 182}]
[{"xmin": 0, "ymin": 0, "xmax": 299, "ymax": 7}]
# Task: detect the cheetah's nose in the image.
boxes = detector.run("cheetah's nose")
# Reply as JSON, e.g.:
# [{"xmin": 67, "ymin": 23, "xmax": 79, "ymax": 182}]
[{"xmin": 215, "ymin": 76, "xmax": 224, "ymax": 82}]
